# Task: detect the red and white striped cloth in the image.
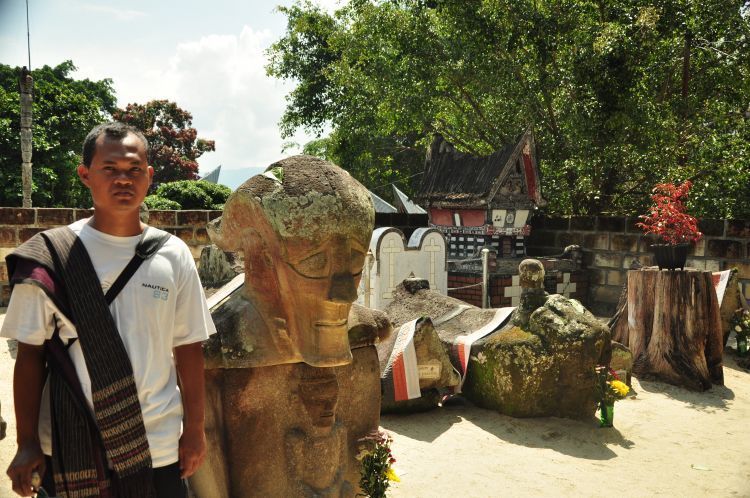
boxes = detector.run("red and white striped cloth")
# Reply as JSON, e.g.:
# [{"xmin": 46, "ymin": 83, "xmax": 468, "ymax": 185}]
[
  {"xmin": 387, "ymin": 307, "xmax": 514, "ymax": 401},
  {"xmin": 453, "ymin": 307, "xmax": 515, "ymax": 385},
  {"xmin": 712, "ymin": 270, "xmax": 733, "ymax": 306},
  {"xmin": 387, "ymin": 319, "xmax": 422, "ymax": 402}
]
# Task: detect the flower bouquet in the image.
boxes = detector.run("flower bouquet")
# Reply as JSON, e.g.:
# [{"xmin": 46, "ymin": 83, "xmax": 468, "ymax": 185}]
[
  {"xmin": 637, "ymin": 181, "xmax": 702, "ymax": 270},
  {"xmin": 595, "ymin": 366, "xmax": 629, "ymax": 427},
  {"xmin": 357, "ymin": 430, "xmax": 399, "ymax": 498},
  {"xmin": 730, "ymin": 308, "xmax": 750, "ymax": 357}
]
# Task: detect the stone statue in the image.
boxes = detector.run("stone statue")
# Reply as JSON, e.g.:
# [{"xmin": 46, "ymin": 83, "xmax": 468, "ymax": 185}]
[
  {"xmin": 207, "ymin": 156, "xmax": 374, "ymax": 368},
  {"xmin": 285, "ymin": 365, "xmax": 352, "ymax": 497},
  {"xmin": 511, "ymin": 258, "xmax": 549, "ymax": 328},
  {"xmin": 191, "ymin": 156, "xmax": 388, "ymax": 497}
]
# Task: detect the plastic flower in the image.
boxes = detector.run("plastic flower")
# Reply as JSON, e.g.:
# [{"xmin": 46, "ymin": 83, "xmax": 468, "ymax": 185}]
[
  {"xmin": 637, "ymin": 181, "xmax": 702, "ymax": 244},
  {"xmin": 611, "ymin": 380, "xmax": 629, "ymax": 398},
  {"xmin": 595, "ymin": 366, "xmax": 630, "ymax": 404},
  {"xmin": 385, "ymin": 467, "xmax": 400, "ymax": 482},
  {"xmin": 358, "ymin": 430, "xmax": 397, "ymax": 498},
  {"xmin": 731, "ymin": 309, "xmax": 750, "ymax": 337}
]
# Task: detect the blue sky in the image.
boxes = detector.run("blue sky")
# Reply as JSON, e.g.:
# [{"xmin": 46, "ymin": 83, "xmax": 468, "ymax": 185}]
[{"xmin": 0, "ymin": 0, "xmax": 340, "ymax": 188}]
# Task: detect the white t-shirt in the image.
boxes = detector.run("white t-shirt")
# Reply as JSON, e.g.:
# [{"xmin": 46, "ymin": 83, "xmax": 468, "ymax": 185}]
[{"xmin": 0, "ymin": 218, "xmax": 216, "ymax": 468}]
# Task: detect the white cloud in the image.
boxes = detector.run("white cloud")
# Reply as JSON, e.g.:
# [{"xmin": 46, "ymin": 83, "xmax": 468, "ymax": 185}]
[
  {"xmin": 123, "ymin": 26, "xmax": 317, "ymax": 182},
  {"xmin": 79, "ymin": 3, "xmax": 146, "ymax": 21},
  {"xmin": 66, "ymin": 20, "xmax": 323, "ymax": 188}
]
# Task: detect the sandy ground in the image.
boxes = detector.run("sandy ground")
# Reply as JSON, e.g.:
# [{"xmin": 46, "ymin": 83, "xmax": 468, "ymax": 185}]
[{"xmin": 0, "ymin": 309, "xmax": 749, "ymax": 498}]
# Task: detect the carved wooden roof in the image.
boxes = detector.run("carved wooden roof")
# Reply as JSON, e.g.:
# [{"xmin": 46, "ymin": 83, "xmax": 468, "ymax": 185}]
[{"xmin": 416, "ymin": 129, "xmax": 545, "ymax": 209}]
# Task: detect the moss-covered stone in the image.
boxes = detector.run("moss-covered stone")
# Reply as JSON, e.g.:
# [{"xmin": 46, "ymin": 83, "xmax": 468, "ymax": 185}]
[
  {"xmin": 464, "ymin": 294, "xmax": 610, "ymax": 419},
  {"xmin": 383, "ymin": 271, "xmax": 610, "ymax": 419}
]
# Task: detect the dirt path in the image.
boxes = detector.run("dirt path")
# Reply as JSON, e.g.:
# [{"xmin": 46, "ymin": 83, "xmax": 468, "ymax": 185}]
[
  {"xmin": 1, "ymin": 308, "xmax": 749, "ymax": 497},
  {"xmin": 383, "ymin": 354, "xmax": 750, "ymax": 497}
]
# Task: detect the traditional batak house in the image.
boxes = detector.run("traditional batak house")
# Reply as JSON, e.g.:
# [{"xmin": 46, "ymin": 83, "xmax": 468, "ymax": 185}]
[
  {"xmin": 417, "ymin": 128, "xmax": 545, "ymax": 262},
  {"xmin": 362, "ymin": 131, "xmax": 589, "ymax": 310}
]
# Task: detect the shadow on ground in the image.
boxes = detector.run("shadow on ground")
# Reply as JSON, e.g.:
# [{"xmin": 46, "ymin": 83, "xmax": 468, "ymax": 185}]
[
  {"xmin": 382, "ymin": 399, "xmax": 634, "ymax": 460},
  {"xmin": 634, "ymin": 353, "xmax": 740, "ymax": 412}
]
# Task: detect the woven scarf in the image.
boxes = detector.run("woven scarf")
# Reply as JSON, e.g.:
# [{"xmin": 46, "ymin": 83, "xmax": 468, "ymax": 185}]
[{"xmin": 8, "ymin": 227, "xmax": 155, "ymax": 498}]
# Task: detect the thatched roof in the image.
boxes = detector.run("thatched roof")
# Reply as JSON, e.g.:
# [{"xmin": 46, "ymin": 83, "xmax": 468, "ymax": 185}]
[{"xmin": 416, "ymin": 130, "xmax": 544, "ymax": 209}]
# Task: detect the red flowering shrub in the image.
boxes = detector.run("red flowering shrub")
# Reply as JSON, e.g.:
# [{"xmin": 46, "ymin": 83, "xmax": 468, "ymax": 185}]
[{"xmin": 637, "ymin": 181, "xmax": 702, "ymax": 244}]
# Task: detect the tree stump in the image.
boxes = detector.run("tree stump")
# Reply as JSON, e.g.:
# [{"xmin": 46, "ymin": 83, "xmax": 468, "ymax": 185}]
[{"xmin": 622, "ymin": 268, "xmax": 723, "ymax": 391}]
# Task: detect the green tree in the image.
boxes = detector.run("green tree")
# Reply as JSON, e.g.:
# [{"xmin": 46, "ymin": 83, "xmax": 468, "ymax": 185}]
[
  {"xmin": 0, "ymin": 61, "xmax": 117, "ymax": 207},
  {"xmin": 268, "ymin": 0, "xmax": 750, "ymax": 217},
  {"xmin": 145, "ymin": 180, "xmax": 231, "ymax": 210},
  {"xmin": 113, "ymin": 100, "xmax": 216, "ymax": 186}
]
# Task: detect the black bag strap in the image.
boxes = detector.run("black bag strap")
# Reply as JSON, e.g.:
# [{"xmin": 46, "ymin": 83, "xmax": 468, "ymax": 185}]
[
  {"xmin": 104, "ymin": 226, "xmax": 171, "ymax": 305},
  {"xmin": 63, "ymin": 226, "xmax": 171, "ymax": 350}
]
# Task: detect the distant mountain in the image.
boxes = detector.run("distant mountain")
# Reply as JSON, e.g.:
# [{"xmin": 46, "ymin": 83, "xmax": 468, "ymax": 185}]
[{"xmin": 214, "ymin": 167, "xmax": 266, "ymax": 190}]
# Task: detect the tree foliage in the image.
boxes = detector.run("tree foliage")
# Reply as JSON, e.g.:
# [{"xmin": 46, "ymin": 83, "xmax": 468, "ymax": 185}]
[
  {"xmin": 143, "ymin": 195, "xmax": 181, "ymax": 210},
  {"xmin": 112, "ymin": 100, "xmax": 216, "ymax": 187},
  {"xmin": 268, "ymin": 0, "xmax": 750, "ymax": 217},
  {"xmin": 145, "ymin": 180, "xmax": 231, "ymax": 210},
  {"xmin": 0, "ymin": 61, "xmax": 116, "ymax": 207}
]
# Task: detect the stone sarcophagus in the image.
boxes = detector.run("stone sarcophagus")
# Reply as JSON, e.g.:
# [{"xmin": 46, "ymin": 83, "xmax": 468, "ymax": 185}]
[
  {"xmin": 381, "ymin": 260, "xmax": 611, "ymax": 418},
  {"xmin": 190, "ymin": 156, "xmax": 390, "ymax": 497}
]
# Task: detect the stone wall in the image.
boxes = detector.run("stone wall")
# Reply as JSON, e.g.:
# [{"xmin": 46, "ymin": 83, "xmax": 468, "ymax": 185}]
[
  {"xmin": 526, "ymin": 216, "xmax": 750, "ymax": 316},
  {"xmin": 0, "ymin": 207, "xmax": 222, "ymax": 306},
  {"xmin": 448, "ymin": 269, "xmax": 588, "ymax": 309},
  {"xmin": 4, "ymin": 208, "xmax": 747, "ymax": 317}
]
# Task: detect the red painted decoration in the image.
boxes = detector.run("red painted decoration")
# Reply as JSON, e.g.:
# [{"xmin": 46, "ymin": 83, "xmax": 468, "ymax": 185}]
[{"xmin": 522, "ymin": 153, "xmax": 537, "ymax": 202}]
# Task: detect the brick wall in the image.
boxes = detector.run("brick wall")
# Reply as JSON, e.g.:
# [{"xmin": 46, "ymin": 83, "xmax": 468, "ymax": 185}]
[
  {"xmin": 527, "ymin": 216, "xmax": 750, "ymax": 316},
  {"xmin": 0, "ymin": 207, "xmax": 222, "ymax": 306}
]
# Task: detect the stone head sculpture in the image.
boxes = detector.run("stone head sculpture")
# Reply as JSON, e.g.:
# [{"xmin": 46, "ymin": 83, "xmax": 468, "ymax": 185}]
[
  {"xmin": 512, "ymin": 258, "xmax": 549, "ymax": 328},
  {"xmin": 209, "ymin": 155, "xmax": 375, "ymax": 367}
]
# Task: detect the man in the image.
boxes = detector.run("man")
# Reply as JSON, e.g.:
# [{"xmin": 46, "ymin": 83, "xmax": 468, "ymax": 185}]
[{"xmin": 2, "ymin": 122, "xmax": 215, "ymax": 497}]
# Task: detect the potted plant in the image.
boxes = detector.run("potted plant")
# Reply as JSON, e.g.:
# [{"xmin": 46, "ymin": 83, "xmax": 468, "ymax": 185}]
[
  {"xmin": 637, "ymin": 181, "xmax": 703, "ymax": 270},
  {"xmin": 730, "ymin": 308, "xmax": 750, "ymax": 357},
  {"xmin": 595, "ymin": 366, "xmax": 629, "ymax": 427}
]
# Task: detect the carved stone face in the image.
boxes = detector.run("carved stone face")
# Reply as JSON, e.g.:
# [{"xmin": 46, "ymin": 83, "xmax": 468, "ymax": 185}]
[
  {"xmin": 279, "ymin": 232, "xmax": 368, "ymax": 365},
  {"xmin": 298, "ymin": 368, "xmax": 339, "ymax": 431},
  {"xmin": 210, "ymin": 156, "xmax": 375, "ymax": 367}
]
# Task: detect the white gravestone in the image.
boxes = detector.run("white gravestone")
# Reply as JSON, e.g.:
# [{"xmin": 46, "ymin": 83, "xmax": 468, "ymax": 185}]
[{"xmin": 359, "ymin": 227, "xmax": 448, "ymax": 310}]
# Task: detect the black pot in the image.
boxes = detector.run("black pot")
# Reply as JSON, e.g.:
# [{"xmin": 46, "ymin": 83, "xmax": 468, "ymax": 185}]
[{"xmin": 651, "ymin": 243, "xmax": 690, "ymax": 270}]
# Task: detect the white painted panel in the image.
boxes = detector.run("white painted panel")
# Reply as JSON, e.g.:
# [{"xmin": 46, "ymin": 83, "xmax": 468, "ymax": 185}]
[
  {"xmin": 357, "ymin": 228, "xmax": 448, "ymax": 310},
  {"xmin": 514, "ymin": 210, "xmax": 530, "ymax": 228},
  {"xmin": 491, "ymin": 209, "xmax": 506, "ymax": 228}
]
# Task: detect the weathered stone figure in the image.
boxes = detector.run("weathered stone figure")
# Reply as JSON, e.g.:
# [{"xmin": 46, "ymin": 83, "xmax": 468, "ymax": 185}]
[
  {"xmin": 286, "ymin": 365, "xmax": 353, "ymax": 496},
  {"xmin": 511, "ymin": 259, "xmax": 549, "ymax": 328},
  {"xmin": 207, "ymin": 156, "xmax": 374, "ymax": 368},
  {"xmin": 190, "ymin": 156, "xmax": 385, "ymax": 497}
]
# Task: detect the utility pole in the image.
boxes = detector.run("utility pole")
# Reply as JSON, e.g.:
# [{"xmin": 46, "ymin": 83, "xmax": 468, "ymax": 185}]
[
  {"xmin": 19, "ymin": 67, "xmax": 33, "ymax": 208},
  {"xmin": 20, "ymin": 0, "xmax": 33, "ymax": 207}
]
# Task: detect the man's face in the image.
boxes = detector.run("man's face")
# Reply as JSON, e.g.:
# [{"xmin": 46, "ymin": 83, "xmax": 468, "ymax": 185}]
[{"xmin": 77, "ymin": 133, "xmax": 153, "ymax": 214}]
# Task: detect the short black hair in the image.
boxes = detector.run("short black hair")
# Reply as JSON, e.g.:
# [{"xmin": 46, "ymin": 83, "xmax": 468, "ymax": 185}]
[{"xmin": 81, "ymin": 121, "xmax": 149, "ymax": 167}]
